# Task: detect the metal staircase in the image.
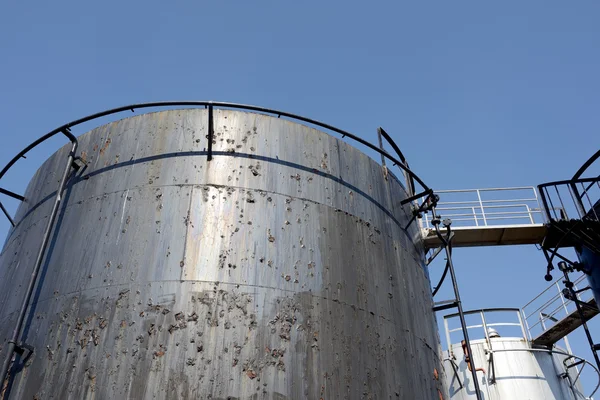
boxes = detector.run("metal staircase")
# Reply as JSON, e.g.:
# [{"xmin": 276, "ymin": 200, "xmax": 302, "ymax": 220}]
[
  {"xmin": 522, "ymin": 273, "xmax": 599, "ymax": 347},
  {"xmin": 536, "ymin": 150, "xmax": 600, "ymax": 371}
]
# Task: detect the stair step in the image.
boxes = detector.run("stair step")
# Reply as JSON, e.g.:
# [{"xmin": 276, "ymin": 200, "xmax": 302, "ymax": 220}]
[{"xmin": 532, "ymin": 298, "xmax": 599, "ymax": 347}]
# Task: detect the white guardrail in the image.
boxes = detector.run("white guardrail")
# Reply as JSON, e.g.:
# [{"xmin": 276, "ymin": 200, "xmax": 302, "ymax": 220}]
[
  {"xmin": 420, "ymin": 187, "xmax": 548, "ymax": 229},
  {"xmin": 521, "ymin": 273, "xmax": 589, "ymax": 350}
]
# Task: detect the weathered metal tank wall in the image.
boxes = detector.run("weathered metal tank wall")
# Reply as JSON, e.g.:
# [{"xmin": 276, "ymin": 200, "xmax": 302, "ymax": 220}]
[{"xmin": 0, "ymin": 109, "xmax": 445, "ymax": 399}]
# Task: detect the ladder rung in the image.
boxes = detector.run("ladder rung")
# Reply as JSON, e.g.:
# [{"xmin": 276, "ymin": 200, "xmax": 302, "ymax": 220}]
[{"xmin": 433, "ymin": 300, "xmax": 459, "ymax": 312}]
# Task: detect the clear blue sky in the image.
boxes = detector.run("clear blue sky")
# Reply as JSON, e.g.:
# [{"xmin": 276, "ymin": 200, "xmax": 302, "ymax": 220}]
[{"xmin": 1, "ymin": 0, "xmax": 599, "ymax": 393}]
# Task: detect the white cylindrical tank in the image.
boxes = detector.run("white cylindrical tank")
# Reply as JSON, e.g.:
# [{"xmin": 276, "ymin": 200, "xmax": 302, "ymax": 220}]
[
  {"xmin": 446, "ymin": 338, "xmax": 582, "ymax": 399},
  {"xmin": 443, "ymin": 309, "xmax": 588, "ymax": 400}
]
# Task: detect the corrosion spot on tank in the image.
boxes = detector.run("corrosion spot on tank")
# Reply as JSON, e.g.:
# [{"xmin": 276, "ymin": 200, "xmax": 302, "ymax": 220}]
[
  {"xmin": 188, "ymin": 312, "xmax": 198, "ymax": 322},
  {"xmin": 99, "ymin": 138, "xmax": 111, "ymax": 155},
  {"xmin": 246, "ymin": 369, "xmax": 257, "ymax": 379}
]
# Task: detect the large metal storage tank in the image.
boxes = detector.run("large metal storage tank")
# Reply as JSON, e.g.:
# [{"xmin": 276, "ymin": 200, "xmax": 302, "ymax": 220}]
[{"xmin": 0, "ymin": 107, "xmax": 445, "ymax": 399}]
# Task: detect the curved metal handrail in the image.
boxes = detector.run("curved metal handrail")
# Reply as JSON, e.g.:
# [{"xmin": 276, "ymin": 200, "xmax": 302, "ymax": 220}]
[
  {"xmin": 573, "ymin": 149, "xmax": 600, "ymax": 180},
  {"xmin": 538, "ymin": 177, "xmax": 600, "ymax": 191},
  {"xmin": 0, "ymin": 101, "xmax": 432, "ymax": 206},
  {"xmin": 444, "ymin": 307, "xmax": 522, "ymax": 320}
]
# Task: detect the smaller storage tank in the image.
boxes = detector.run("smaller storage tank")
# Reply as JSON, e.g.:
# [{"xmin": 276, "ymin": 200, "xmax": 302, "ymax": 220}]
[{"xmin": 443, "ymin": 308, "xmax": 590, "ymax": 400}]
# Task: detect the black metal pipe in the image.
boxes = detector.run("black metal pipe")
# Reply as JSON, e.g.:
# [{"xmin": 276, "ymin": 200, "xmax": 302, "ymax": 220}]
[
  {"xmin": 0, "ymin": 188, "xmax": 24, "ymax": 202},
  {"xmin": 431, "ymin": 260, "xmax": 450, "ymax": 298},
  {"xmin": 0, "ymin": 141, "xmax": 77, "ymax": 389},
  {"xmin": 0, "ymin": 201, "xmax": 15, "ymax": 227}
]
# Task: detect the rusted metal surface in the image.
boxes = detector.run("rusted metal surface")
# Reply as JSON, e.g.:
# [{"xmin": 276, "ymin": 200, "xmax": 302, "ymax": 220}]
[{"xmin": 0, "ymin": 109, "xmax": 445, "ymax": 399}]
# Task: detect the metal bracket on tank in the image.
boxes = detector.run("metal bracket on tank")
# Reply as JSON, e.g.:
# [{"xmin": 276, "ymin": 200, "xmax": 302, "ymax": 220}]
[
  {"xmin": 444, "ymin": 356, "xmax": 464, "ymax": 389},
  {"xmin": 71, "ymin": 156, "xmax": 87, "ymax": 172},
  {"xmin": 11, "ymin": 342, "xmax": 34, "ymax": 363},
  {"xmin": 404, "ymin": 192, "xmax": 438, "ymax": 231}
]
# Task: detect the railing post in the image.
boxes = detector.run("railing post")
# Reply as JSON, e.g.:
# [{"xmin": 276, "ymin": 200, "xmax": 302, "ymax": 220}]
[
  {"xmin": 481, "ymin": 311, "xmax": 490, "ymax": 345},
  {"xmin": 516, "ymin": 310, "xmax": 528, "ymax": 340},
  {"xmin": 533, "ymin": 187, "xmax": 544, "ymax": 223},
  {"xmin": 558, "ymin": 281, "xmax": 570, "ymax": 316},
  {"xmin": 522, "ymin": 309, "xmax": 532, "ymax": 341},
  {"xmin": 377, "ymin": 128, "xmax": 386, "ymax": 168},
  {"xmin": 526, "ymin": 204, "xmax": 534, "ymax": 224},
  {"xmin": 444, "ymin": 316, "xmax": 453, "ymax": 359},
  {"xmin": 207, "ymin": 103, "xmax": 214, "ymax": 161},
  {"xmin": 570, "ymin": 181, "xmax": 586, "ymax": 217},
  {"xmin": 476, "ymin": 189, "xmax": 487, "ymax": 225},
  {"xmin": 538, "ymin": 185, "xmax": 553, "ymax": 221}
]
